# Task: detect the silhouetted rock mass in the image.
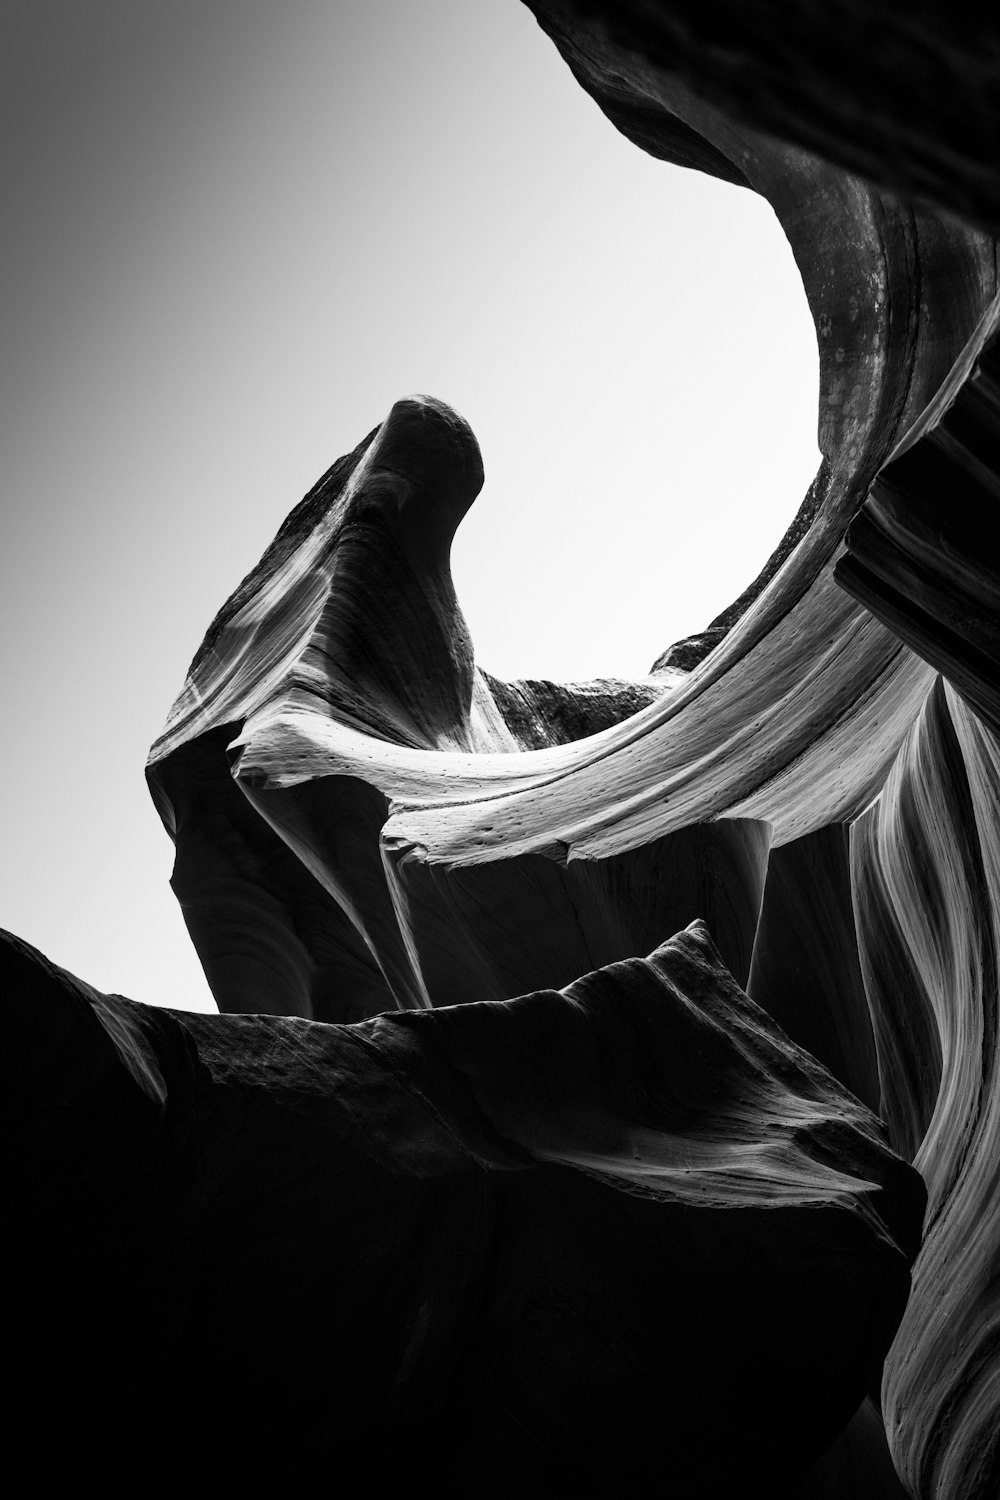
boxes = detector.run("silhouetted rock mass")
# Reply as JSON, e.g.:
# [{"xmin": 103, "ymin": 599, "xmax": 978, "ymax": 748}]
[
  {"xmin": 5, "ymin": 921, "xmax": 922, "ymax": 1493},
  {"xmin": 7, "ymin": 3, "xmax": 1000, "ymax": 1495}
]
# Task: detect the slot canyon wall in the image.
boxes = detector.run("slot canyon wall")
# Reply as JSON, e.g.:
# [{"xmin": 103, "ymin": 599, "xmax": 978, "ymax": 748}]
[{"xmin": 7, "ymin": 2, "xmax": 1000, "ymax": 1495}]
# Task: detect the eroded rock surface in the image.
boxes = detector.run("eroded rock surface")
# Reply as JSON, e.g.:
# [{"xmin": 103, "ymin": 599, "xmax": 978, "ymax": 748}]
[
  {"xmin": 10, "ymin": 3, "xmax": 1000, "ymax": 1496},
  {"xmin": 5, "ymin": 921, "xmax": 922, "ymax": 1494}
]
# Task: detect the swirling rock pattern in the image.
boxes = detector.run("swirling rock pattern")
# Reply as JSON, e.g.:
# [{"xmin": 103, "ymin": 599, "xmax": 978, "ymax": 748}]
[
  {"xmin": 852, "ymin": 682, "xmax": 1000, "ymax": 1498},
  {"xmin": 10, "ymin": 2, "xmax": 1000, "ymax": 1496}
]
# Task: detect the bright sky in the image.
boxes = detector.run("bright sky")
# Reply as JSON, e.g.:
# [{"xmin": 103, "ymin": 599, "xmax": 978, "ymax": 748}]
[{"xmin": 0, "ymin": 0, "xmax": 819, "ymax": 1013}]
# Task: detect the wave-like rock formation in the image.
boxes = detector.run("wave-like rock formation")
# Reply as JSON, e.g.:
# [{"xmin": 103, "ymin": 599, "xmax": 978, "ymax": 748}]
[{"xmin": 9, "ymin": 2, "xmax": 1000, "ymax": 1495}]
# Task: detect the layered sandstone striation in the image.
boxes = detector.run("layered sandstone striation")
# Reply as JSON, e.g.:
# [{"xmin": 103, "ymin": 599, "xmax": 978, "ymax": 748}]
[{"xmin": 8, "ymin": 2, "xmax": 1000, "ymax": 1495}]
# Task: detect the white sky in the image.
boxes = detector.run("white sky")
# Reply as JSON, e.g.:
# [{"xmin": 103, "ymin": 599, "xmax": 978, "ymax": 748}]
[{"xmin": 0, "ymin": 0, "xmax": 820, "ymax": 1013}]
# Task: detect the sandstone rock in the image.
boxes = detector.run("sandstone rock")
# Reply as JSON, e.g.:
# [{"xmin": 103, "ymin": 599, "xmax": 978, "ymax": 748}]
[
  {"xmin": 136, "ymin": 6, "xmax": 1000, "ymax": 1483},
  {"xmin": 852, "ymin": 680, "xmax": 1000, "ymax": 1499},
  {"xmin": 11, "ymin": 3, "xmax": 1000, "ymax": 1495},
  {"xmin": 533, "ymin": 1, "xmax": 1000, "ymax": 237},
  {"xmin": 4, "ymin": 921, "xmax": 922, "ymax": 1494}
]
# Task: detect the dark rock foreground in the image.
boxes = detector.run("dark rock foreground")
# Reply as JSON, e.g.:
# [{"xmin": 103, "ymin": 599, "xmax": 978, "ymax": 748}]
[
  {"xmin": 9, "ymin": 2, "xmax": 1000, "ymax": 1495},
  {"xmin": 5, "ymin": 922, "xmax": 920, "ymax": 1495}
]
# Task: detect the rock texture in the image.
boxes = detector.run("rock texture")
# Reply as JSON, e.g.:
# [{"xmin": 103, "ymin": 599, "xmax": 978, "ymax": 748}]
[
  {"xmin": 10, "ymin": 2, "xmax": 1000, "ymax": 1496},
  {"xmin": 547, "ymin": 0, "xmax": 1000, "ymax": 239},
  {"xmin": 5, "ymin": 922, "xmax": 922, "ymax": 1493}
]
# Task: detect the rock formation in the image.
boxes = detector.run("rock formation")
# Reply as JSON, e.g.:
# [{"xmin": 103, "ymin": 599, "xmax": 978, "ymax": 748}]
[
  {"xmin": 8, "ymin": 2, "xmax": 1000, "ymax": 1495},
  {"xmin": 5, "ymin": 920, "xmax": 921, "ymax": 1493}
]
